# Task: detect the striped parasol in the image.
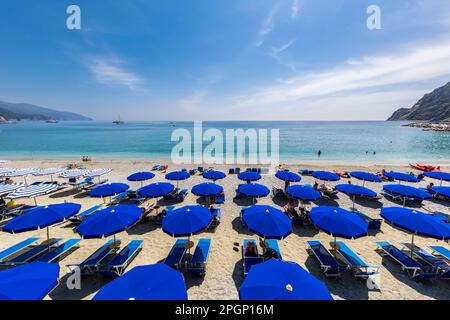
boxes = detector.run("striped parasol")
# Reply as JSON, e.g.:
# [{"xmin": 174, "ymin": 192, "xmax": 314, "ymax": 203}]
[
  {"xmin": 0, "ymin": 183, "xmax": 25, "ymax": 197},
  {"xmin": 6, "ymin": 183, "xmax": 59, "ymax": 205}
]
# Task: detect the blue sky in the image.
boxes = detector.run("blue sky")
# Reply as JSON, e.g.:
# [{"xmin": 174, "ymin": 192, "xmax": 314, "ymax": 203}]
[{"xmin": 1, "ymin": 0, "xmax": 450, "ymax": 120}]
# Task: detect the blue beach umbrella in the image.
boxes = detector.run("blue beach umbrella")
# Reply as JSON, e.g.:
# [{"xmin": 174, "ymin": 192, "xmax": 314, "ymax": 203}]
[
  {"xmin": 0, "ymin": 262, "xmax": 60, "ymax": 300},
  {"xmin": 165, "ymin": 171, "xmax": 190, "ymax": 188},
  {"xmin": 93, "ymin": 263, "xmax": 187, "ymax": 300},
  {"xmin": 3, "ymin": 203, "xmax": 81, "ymax": 234},
  {"xmin": 312, "ymin": 171, "xmax": 340, "ymax": 182},
  {"xmin": 3, "ymin": 203, "xmax": 81, "ymax": 249},
  {"xmin": 286, "ymin": 185, "xmax": 321, "ymax": 202},
  {"xmin": 192, "ymin": 182, "xmax": 223, "ymax": 197},
  {"xmin": 424, "ymin": 171, "xmax": 450, "ymax": 185},
  {"xmin": 275, "ymin": 171, "xmax": 301, "ymax": 183},
  {"xmin": 383, "ymin": 184, "xmax": 431, "ymax": 206},
  {"xmin": 127, "ymin": 172, "xmax": 155, "ymax": 187},
  {"xmin": 350, "ymin": 171, "xmax": 382, "ymax": 185},
  {"xmin": 381, "ymin": 207, "xmax": 450, "ymax": 248},
  {"xmin": 240, "ymin": 259, "xmax": 333, "ymax": 300},
  {"xmin": 162, "ymin": 205, "xmax": 212, "ymax": 237},
  {"xmin": 192, "ymin": 182, "xmax": 223, "ymax": 206},
  {"xmin": 165, "ymin": 171, "xmax": 190, "ymax": 181},
  {"xmin": 242, "ymin": 205, "xmax": 292, "ymax": 239},
  {"xmin": 383, "ymin": 171, "xmax": 419, "ymax": 183},
  {"xmin": 238, "ymin": 183, "xmax": 270, "ymax": 204},
  {"xmin": 77, "ymin": 205, "xmax": 142, "ymax": 240},
  {"xmin": 335, "ymin": 184, "xmax": 377, "ymax": 209},
  {"xmin": 431, "ymin": 186, "xmax": 450, "ymax": 199},
  {"xmin": 203, "ymin": 170, "xmax": 226, "ymax": 181},
  {"xmin": 90, "ymin": 183, "xmax": 130, "ymax": 198},
  {"xmin": 238, "ymin": 171, "xmax": 261, "ymax": 183},
  {"xmin": 137, "ymin": 182, "xmax": 175, "ymax": 198},
  {"xmin": 309, "ymin": 206, "xmax": 368, "ymax": 241}
]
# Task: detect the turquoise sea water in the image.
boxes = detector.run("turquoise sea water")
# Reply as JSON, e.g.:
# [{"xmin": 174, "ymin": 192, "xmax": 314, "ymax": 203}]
[{"xmin": 0, "ymin": 121, "xmax": 448, "ymax": 163}]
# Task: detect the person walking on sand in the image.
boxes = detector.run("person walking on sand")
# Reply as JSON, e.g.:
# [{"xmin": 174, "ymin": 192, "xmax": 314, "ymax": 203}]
[{"xmin": 317, "ymin": 150, "xmax": 322, "ymax": 159}]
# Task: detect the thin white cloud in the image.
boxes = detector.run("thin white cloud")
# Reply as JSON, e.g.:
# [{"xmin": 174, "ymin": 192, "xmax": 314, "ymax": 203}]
[
  {"xmin": 255, "ymin": 3, "xmax": 281, "ymax": 47},
  {"xmin": 270, "ymin": 39, "xmax": 297, "ymax": 71},
  {"xmin": 87, "ymin": 56, "xmax": 143, "ymax": 90},
  {"xmin": 176, "ymin": 91, "xmax": 208, "ymax": 110},
  {"xmin": 234, "ymin": 39, "xmax": 450, "ymax": 107},
  {"xmin": 291, "ymin": 0, "xmax": 300, "ymax": 18}
]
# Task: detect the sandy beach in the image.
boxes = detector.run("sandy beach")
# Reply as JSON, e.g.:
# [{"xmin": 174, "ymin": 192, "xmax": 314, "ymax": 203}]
[{"xmin": 0, "ymin": 159, "xmax": 449, "ymax": 300}]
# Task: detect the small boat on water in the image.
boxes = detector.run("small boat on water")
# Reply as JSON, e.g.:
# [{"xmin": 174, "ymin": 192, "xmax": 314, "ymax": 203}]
[
  {"xmin": 113, "ymin": 116, "xmax": 124, "ymax": 125},
  {"xmin": 46, "ymin": 119, "xmax": 59, "ymax": 123}
]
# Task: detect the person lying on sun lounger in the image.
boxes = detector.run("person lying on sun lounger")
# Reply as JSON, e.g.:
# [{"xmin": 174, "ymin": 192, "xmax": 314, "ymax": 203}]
[
  {"xmin": 313, "ymin": 182, "xmax": 319, "ymax": 190},
  {"xmin": 426, "ymin": 182, "xmax": 434, "ymax": 191},
  {"xmin": 244, "ymin": 241, "xmax": 258, "ymax": 257}
]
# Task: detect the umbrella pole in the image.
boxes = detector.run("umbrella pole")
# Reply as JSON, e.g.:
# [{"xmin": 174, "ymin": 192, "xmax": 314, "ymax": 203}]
[
  {"xmin": 24, "ymin": 176, "xmax": 28, "ymax": 186},
  {"xmin": 46, "ymin": 227, "xmax": 50, "ymax": 252},
  {"xmin": 33, "ymin": 198, "xmax": 37, "ymax": 206},
  {"xmin": 352, "ymin": 196, "xmax": 355, "ymax": 210},
  {"xmin": 411, "ymin": 234, "xmax": 415, "ymax": 258},
  {"xmin": 402, "ymin": 197, "xmax": 406, "ymax": 208}
]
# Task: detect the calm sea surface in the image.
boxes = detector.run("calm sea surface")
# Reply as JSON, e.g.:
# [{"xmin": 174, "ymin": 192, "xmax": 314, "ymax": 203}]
[{"xmin": 0, "ymin": 121, "xmax": 448, "ymax": 163}]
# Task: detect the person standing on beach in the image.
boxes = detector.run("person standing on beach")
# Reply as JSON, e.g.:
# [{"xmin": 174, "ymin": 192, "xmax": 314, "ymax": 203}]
[{"xmin": 318, "ymin": 150, "xmax": 322, "ymax": 159}]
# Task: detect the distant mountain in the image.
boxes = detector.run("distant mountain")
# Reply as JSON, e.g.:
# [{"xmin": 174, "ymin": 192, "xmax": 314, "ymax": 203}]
[
  {"xmin": 388, "ymin": 82, "xmax": 450, "ymax": 121},
  {"xmin": 0, "ymin": 101, "xmax": 92, "ymax": 121}
]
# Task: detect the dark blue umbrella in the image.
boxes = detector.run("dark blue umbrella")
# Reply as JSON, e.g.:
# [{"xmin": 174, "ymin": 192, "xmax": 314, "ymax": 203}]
[
  {"xmin": 3, "ymin": 203, "xmax": 81, "ymax": 249},
  {"xmin": 312, "ymin": 171, "xmax": 340, "ymax": 182},
  {"xmin": 238, "ymin": 183, "xmax": 270, "ymax": 203},
  {"xmin": 3, "ymin": 203, "xmax": 81, "ymax": 234},
  {"xmin": 0, "ymin": 262, "xmax": 60, "ymax": 300},
  {"xmin": 242, "ymin": 205, "xmax": 292, "ymax": 239},
  {"xmin": 383, "ymin": 171, "xmax": 419, "ymax": 183},
  {"xmin": 77, "ymin": 205, "xmax": 142, "ymax": 240},
  {"xmin": 238, "ymin": 171, "xmax": 261, "ymax": 183},
  {"xmin": 383, "ymin": 184, "xmax": 431, "ymax": 206},
  {"xmin": 192, "ymin": 182, "xmax": 223, "ymax": 197},
  {"xmin": 424, "ymin": 171, "xmax": 450, "ymax": 185},
  {"xmin": 90, "ymin": 183, "xmax": 130, "ymax": 198},
  {"xmin": 381, "ymin": 207, "xmax": 450, "ymax": 243},
  {"xmin": 163, "ymin": 205, "xmax": 212, "ymax": 237},
  {"xmin": 286, "ymin": 185, "xmax": 321, "ymax": 202},
  {"xmin": 137, "ymin": 182, "xmax": 175, "ymax": 198},
  {"xmin": 335, "ymin": 184, "xmax": 377, "ymax": 209},
  {"xmin": 203, "ymin": 170, "xmax": 226, "ymax": 181},
  {"xmin": 240, "ymin": 259, "xmax": 333, "ymax": 300},
  {"xmin": 165, "ymin": 171, "xmax": 190, "ymax": 181},
  {"xmin": 350, "ymin": 171, "xmax": 382, "ymax": 185},
  {"xmin": 127, "ymin": 172, "xmax": 155, "ymax": 187},
  {"xmin": 431, "ymin": 186, "xmax": 450, "ymax": 198},
  {"xmin": 275, "ymin": 171, "xmax": 301, "ymax": 183},
  {"xmin": 309, "ymin": 206, "xmax": 368, "ymax": 240},
  {"xmin": 93, "ymin": 264, "xmax": 187, "ymax": 300}
]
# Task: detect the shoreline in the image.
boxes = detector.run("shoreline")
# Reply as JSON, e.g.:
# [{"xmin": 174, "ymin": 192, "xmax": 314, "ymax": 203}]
[{"xmin": 2, "ymin": 157, "xmax": 450, "ymax": 167}]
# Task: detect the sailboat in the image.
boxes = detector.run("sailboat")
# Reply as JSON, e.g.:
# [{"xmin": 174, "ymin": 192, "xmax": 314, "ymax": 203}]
[{"xmin": 113, "ymin": 115, "xmax": 124, "ymax": 125}]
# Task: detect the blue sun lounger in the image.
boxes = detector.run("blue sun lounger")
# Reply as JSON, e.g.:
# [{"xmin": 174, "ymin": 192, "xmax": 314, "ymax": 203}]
[
  {"xmin": 263, "ymin": 239, "xmax": 282, "ymax": 260},
  {"xmin": 375, "ymin": 241, "xmax": 437, "ymax": 279},
  {"xmin": 0, "ymin": 238, "xmax": 62, "ymax": 267},
  {"xmin": 187, "ymin": 238, "xmax": 212, "ymax": 275},
  {"xmin": 164, "ymin": 239, "xmax": 188, "ymax": 269},
  {"xmin": 306, "ymin": 240, "xmax": 348, "ymax": 277},
  {"xmin": 429, "ymin": 246, "xmax": 450, "ymax": 262},
  {"xmin": 97, "ymin": 240, "xmax": 143, "ymax": 277},
  {"xmin": 352, "ymin": 210, "xmax": 382, "ymax": 231},
  {"xmin": 69, "ymin": 239, "xmax": 118, "ymax": 275},
  {"xmin": 35, "ymin": 239, "xmax": 81, "ymax": 263},
  {"xmin": 0, "ymin": 237, "xmax": 40, "ymax": 262},
  {"xmin": 208, "ymin": 208, "xmax": 221, "ymax": 229},
  {"xmin": 242, "ymin": 238, "xmax": 264, "ymax": 275},
  {"xmin": 68, "ymin": 205, "xmax": 103, "ymax": 224},
  {"xmin": 333, "ymin": 241, "xmax": 380, "ymax": 278},
  {"xmin": 401, "ymin": 243, "xmax": 450, "ymax": 280}
]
